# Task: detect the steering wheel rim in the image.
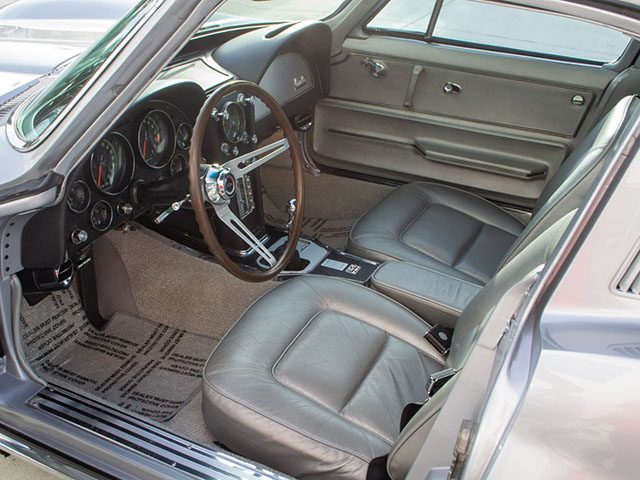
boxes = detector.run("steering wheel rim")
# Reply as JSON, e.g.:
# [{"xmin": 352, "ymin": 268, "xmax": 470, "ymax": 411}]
[{"xmin": 188, "ymin": 80, "xmax": 305, "ymax": 282}]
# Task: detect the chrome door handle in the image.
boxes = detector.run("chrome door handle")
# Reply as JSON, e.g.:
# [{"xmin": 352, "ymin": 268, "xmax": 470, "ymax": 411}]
[
  {"xmin": 361, "ymin": 57, "xmax": 387, "ymax": 79},
  {"xmin": 443, "ymin": 82, "xmax": 462, "ymax": 95}
]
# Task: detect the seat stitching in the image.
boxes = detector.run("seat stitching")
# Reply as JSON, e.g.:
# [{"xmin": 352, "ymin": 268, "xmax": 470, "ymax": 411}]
[
  {"xmin": 338, "ymin": 335, "xmax": 389, "ymax": 414},
  {"xmin": 203, "ymin": 374, "xmax": 378, "ymax": 463},
  {"xmin": 452, "ymin": 222, "xmax": 485, "ymax": 268},
  {"xmin": 270, "ymin": 311, "xmax": 395, "ymax": 446}
]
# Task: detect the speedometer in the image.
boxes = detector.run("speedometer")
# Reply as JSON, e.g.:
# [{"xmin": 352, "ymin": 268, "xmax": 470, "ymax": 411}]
[
  {"xmin": 222, "ymin": 102, "xmax": 246, "ymax": 144},
  {"xmin": 90, "ymin": 133, "xmax": 135, "ymax": 195},
  {"xmin": 138, "ymin": 110, "xmax": 175, "ymax": 168}
]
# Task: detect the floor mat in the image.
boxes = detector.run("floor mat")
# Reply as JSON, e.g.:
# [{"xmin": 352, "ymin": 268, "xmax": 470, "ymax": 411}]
[{"xmin": 21, "ymin": 288, "xmax": 216, "ymax": 422}]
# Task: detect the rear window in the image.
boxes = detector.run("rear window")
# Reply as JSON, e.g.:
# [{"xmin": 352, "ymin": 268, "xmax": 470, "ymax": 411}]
[{"xmin": 367, "ymin": 0, "xmax": 631, "ymax": 64}]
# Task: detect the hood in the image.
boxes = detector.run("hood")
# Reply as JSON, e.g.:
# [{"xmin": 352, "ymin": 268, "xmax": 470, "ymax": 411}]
[{"xmin": 0, "ymin": 0, "xmax": 135, "ymax": 104}]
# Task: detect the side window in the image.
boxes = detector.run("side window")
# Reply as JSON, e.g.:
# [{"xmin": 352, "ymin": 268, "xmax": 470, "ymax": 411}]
[
  {"xmin": 366, "ymin": 0, "xmax": 631, "ymax": 64},
  {"xmin": 367, "ymin": 0, "xmax": 437, "ymax": 35}
]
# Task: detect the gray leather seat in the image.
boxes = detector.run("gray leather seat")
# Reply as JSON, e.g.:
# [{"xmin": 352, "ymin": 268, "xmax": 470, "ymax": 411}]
[
  {"xmin": 348, "ymin": 95, "xmax": 636, "ymax": 284},
  {"xmin": 202, "ymin": 210, "xmax": 575, "ymax": 479},
  {"xmin": 202, "ymin": 275, "xmax": 446, "ymax": 478}
]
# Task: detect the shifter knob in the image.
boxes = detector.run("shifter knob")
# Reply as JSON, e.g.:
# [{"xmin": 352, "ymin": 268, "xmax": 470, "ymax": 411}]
[{"xmin": 286, "ymin": 199, "xmax": 296, "ymax": 229}]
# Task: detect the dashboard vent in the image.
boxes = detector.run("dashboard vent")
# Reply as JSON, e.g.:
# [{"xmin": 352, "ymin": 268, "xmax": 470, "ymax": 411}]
[{"xmin": 617, "ymin": 249, "xmax": 640, "ymax": 296}]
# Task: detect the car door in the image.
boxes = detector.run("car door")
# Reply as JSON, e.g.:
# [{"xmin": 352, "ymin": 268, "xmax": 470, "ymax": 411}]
[{"xmin": 312, "ymin": 0, "xmax": 638, "ymax": 209}]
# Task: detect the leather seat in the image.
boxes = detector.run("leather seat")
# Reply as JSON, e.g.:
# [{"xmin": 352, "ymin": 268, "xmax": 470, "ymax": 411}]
[
  {"xmin": 202, "ymin": 275, "xmax": 445, "ymax": 479},
  {"xmin": 348, "ymin": 183, "xmax": 524, "ymax": 284},
  {"xmin": 349, "ymin": 95, "xmax": 636, "ymax": 284}
]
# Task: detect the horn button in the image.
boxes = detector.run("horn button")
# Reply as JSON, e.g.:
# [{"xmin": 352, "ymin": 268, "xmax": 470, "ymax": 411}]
[{"xmin": 205, "ymin": 166, "xmax": 237, "ymax": 204}]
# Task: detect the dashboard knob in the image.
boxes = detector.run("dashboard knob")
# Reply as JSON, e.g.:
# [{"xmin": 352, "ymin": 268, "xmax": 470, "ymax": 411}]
[
  {"xmin": 251, "ymin": 134, "xmax": 258, "ymax": 145},
  {"xmin": 117, "ymin": 202, "xmax": 133, "ymax": 216},
  {"xmin": 71, "ymin": 229, "xmax": 88, "ymax": 245},
  {"xmin": 241, "ymin": 132, "xmax": 250, "ymax": 144},
  {"xmin": 221, "ymin": 143, "xmax": 231, "ymax": 156},
  {"xmin": 232, "ymin": 146, "xmax": 240, "ymax": 156}
]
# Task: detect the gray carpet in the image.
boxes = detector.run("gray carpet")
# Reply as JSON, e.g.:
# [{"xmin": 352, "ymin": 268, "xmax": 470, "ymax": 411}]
[
  {"xmin": 260, "ymin": 152, "xmax": 393, "ymax": 250},
  {"xmin": 21, "ymin": 288, "xmax": 216, "ymax": 422}
]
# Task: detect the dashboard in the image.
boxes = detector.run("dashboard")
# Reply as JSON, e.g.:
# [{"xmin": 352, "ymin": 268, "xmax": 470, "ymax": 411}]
[{"xmin": 20, "ymin": 20, "xmax": 331, "ymax": 271}]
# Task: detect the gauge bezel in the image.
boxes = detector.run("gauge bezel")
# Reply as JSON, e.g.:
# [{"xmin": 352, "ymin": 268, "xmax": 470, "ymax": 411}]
[
  {"xmin": 176, "ymin": 122, "xmax": 192, "ymax": 151},
  {"xmin": 90, "ymin": 200, "xmax": 114, "ymax": 232},
  {"xmin": 89, "ymin": 132, "xmax": 136, "ymax": 196},
  {"xmin": 222, "ymin": 102, "xmax": 246, "ymax": 144},
  {"xmin": 138, "ymin": 109, "xmax": 176, "ymax": 169},
  {"xmin": 67, "ymin": 180, "xmax": 92, "ymax": 214},
  {"xmin": 170, "ymin": 154, "xmax": 188, "ymax": 176}
]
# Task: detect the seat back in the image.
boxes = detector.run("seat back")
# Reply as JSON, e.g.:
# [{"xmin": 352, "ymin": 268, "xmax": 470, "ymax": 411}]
[
  {"xmin": 387, "ymin": 210, "xmax": 575, "ymax": 479},
  {"xmin": 499, "ymin": 95, "xmax": 637, "ymax": 268}
]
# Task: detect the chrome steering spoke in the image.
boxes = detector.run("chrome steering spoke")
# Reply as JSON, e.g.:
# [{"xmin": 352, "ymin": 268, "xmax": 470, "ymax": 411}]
[
  {"xmin": 213, "ymin": 202, "xmax": 277, "ymax": 268},
  {"xmin": 222, "ymin": 138, "xmax": 289, "ymax": 178}
]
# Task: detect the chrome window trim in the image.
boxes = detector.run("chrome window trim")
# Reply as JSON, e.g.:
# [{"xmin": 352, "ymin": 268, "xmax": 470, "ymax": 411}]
[{"xmin": 6, "ymin": 0, "xmax": 164, "ymax": 153}]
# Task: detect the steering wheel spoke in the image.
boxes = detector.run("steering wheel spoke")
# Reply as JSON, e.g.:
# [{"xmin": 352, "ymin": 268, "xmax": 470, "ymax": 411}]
[
  {"xmin": 188, "ymin": 80, "xmax": 304, "ymax": 282},
  {"xmin": 213, "ymin": 202, "xmax": 277, "ymax": 268},
  {"xmin": 223, "ymin": 137, "xmax": 290, "ymax": 178}
]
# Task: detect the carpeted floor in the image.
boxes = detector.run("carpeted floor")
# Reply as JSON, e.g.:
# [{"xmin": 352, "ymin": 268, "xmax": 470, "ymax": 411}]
[
  {"xmin": 21, "ymin": 289, "xmax": 216, "ymax": 422},
  {"xmin": 20, "ymin": 225, "xmax": 281, "ymax": 444},
  {"xmin": 260, "ymin": 151, "xmax": 393, "ymax": 250},
  {"xmin": 106, "ymin": 225, "xmax": 278, "ymax": 339}
]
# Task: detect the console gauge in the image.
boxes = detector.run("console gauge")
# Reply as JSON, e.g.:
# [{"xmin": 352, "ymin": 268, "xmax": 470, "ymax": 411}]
[
  {"xmin": 170, "ymin": 154, "xmax": 188, "ymax": 176},
  {"xmin": 176, "ymin": 123, "xmax": 192, "ymax": 150},
  {"xmin": 90, "ymin": 201, "xmax": 113, "ymax": 232},
  {"xmin": 67, "ymin": 180, "xmax": 91, "ymax": 213},
  {"xmin": 222, "ymin": 102, "xmax": 246, "ymax": 144},
  {"xmin": 90, "ymin": 133, "xmax": 135, "ymax": 195},
  {"xmin": 138, "ymin": 110, "xmax": 175, "ymax": 168}
]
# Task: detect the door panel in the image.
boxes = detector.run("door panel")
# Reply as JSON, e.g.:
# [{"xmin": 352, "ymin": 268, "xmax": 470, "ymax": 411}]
[{"xmin": 312, "ymin": 37, "xmax": 619, "ymax": 206}]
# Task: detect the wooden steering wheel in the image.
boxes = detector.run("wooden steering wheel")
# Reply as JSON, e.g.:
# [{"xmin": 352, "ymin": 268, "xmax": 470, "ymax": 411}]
[{"xmin": 188, "ymin": 80, "xmax": 305, "ymax": 282}]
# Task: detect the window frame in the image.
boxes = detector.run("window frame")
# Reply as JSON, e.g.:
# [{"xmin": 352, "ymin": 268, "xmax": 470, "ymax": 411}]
[{"xmin": 362, "ymin": 0, "xmax": 634, "ymax": 67}]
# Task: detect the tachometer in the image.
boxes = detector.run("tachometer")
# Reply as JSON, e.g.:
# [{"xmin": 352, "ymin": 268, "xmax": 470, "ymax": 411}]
[
  {"xmin": 138, "ymin": 110, "xmax": 175, "ymax": 168},
  {"xmin": 67, "ymin": 180, "xmax": 91, "ymax": 213},
  {"xmin": 222, "ymin": 102, "xmax": 246, "ymax": 144},
  {"xmin": 90, "ymin": 133, "xmax": 135, "ymax": 195}
]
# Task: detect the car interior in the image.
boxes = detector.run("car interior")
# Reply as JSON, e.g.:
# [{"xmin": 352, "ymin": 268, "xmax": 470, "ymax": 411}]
[{"xmin": 12, "ymin": 1, "xmax": 640, "ymax": 478}]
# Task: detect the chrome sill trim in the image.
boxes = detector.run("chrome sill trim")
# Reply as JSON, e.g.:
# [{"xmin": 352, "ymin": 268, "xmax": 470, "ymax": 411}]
[
  {"xmin": 0, "ymin": 426, "xmax": 98, "ymax": 479},
  {"xmin": 29, "ymin": 387, "xmax": 290, "ymax": 480}
]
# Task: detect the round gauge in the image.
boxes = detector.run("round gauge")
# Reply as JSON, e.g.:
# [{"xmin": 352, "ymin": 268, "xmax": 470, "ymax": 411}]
[
  {"xmin": 138, "ymin": 110, "xmax": 175, "ymax": 168},
  {"xmin": 222, "ymin": 102, "xmax": 246, "ymax": 144},
  {"xmin": 90, "ymin": 133, "xmax": 135, "ymax": 195},
  {"xmin": 170, "ymin": 154, "xmax": 188, "ymax": 176},
  {"xmin": 176, "ymin": 123, "xmax": 192, "ymax": 150},
  {"xmin": 67, "ymin": 180, "xmax": 91, "ymax": 213},
  {"xmin": 90, "ymin": 201, "xmax": 113, "ymax": 232}
]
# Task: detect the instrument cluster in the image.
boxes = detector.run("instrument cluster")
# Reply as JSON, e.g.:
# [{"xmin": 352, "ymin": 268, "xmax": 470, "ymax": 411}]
[{"xmin": 65, "ymin": 99, "xmax": 193, "ymax": 249}]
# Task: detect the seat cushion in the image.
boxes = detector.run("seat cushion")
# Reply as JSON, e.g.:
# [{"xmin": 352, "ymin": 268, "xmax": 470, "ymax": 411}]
[
  {"xmin": 349, "ymin": 183, "xmax": 525, "ymax": 285},
  {"xmin": 202, "ymin": 275, "xmax": 445, "ymax": 479}
]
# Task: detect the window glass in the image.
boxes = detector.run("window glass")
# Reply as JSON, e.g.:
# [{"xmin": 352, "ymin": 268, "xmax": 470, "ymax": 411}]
[
  {"xmin": 366, "ymin": 0, "xmax": 631, "ymax": 64},
  {"xmin": 367, "ymin": 0, "xmax": 436, "ymax": 35},
  {"xmin": 433, "ymin": 0, "xmax": 630, "ymax": 63}
]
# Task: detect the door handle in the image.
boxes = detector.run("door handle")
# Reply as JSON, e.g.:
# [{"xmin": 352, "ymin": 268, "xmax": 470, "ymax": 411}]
[
  {"xmin": 443, "ymin": 82, "xmax": 462, "ymax": 95},
  {"xmin": 361, "ymin": 57, "xmax": 388, "ymax": 79}
]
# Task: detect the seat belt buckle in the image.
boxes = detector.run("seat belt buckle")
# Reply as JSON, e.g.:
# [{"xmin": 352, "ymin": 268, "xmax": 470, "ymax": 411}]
[
  {"xmin": 426, "ymin": 368, "xmax": 457, "ymax": 398},
  {"xmin": 425, "ymin": 324, "xmax": 454, "ymax": 356}
]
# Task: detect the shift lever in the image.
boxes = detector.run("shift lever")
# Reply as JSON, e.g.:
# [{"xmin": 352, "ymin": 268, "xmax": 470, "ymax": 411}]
[{"xmin": 286, "ymin": 199, "xmax": 296, "ymax": 229}]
